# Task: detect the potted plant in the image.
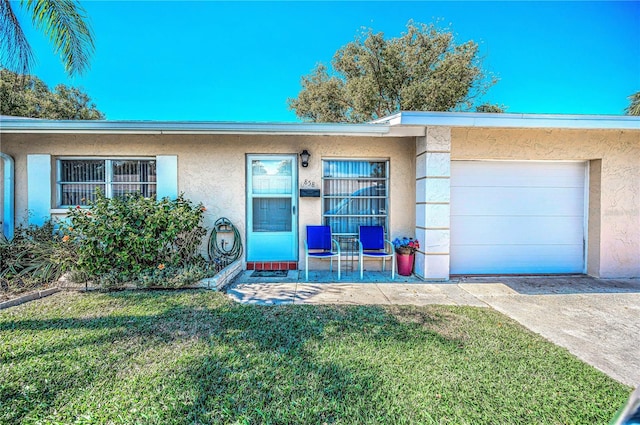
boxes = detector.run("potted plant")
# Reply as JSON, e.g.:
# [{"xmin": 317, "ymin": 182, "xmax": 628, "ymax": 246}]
[{"xmin": 392, "ymin": 237, "xmax": 420, "ymax": 276}]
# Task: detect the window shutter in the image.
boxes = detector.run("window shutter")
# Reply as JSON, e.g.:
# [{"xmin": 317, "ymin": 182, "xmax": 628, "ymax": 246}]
[
  {"xmin": 27, "ymin": 154, "xmax": 52, "ymax": 226},
  {"xmin": 156, "ymin": 155, "xmax": 178, "ymax": 200}
]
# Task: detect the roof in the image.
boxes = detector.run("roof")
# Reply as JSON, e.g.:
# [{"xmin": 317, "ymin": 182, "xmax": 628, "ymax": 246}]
[
  {"xmin": 0, "ymin": 116, "xmax": 396, "ymax": 136},
  {"xmin": 374, "ymin": 111, "xmax": 640, "ymax": 130},
  {"xmin": 1, "ymin": 112, "xmax": 639, "ymax": 136}
]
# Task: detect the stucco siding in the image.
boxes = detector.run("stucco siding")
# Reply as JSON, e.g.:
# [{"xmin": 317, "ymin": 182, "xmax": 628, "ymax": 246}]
[
  {"xmin": 3, "ymin": 125, "xmax": 638, "ymax": 278},
  {"xmin": 587, "ymin": 160, "xmax": 602, "ymax": 276},
  {"xmin": 1, "ymin": 133, "xmax": 416, "ymax": 268},
  {"xmin": 451, "ymin": 127, "xmax": 640, "ymax": 278}
]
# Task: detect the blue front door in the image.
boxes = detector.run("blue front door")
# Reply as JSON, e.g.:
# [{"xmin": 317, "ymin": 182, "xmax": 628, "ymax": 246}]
[{"xmin": 246, "ymin": 155, "xmax": 298, "ymax": 261}]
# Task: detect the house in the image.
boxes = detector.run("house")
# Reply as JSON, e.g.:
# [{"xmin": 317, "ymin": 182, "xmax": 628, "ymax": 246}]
[{"xmin": 1, "ymin": 112, "xmax": 639, "ymax": 280}]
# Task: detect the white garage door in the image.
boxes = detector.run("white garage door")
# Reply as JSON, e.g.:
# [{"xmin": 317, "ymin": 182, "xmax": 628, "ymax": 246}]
[{"xmin": 451, "ymin": 161, "xmax": 586, "ymax": 274}]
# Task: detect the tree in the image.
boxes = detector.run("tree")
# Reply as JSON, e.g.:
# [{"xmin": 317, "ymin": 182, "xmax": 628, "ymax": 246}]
[
  {"xmin": 0, "ymin": 0, "xmax": 94, "ymax": 76},
  {"xmin": 625, "ymin": 91, "xmax": 640, "ymax": 116},
  {"xmin": 0, "ymin": 68, "xmax": 104, "ymax": 119},
  {"xmin": 288, "ymin": 21, "xmax": 497, "ymax": 123},
  {"xmin": 475, "ymin": 103, "xmax": 505, "ymax": 113}
]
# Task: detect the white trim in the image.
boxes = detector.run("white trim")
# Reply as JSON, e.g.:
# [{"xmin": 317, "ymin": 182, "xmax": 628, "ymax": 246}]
[
  {"xmin": 0, "ymin": 119, "xmax": 391, "ymax": 136},
  {"xmin": 374, "ymin": 111, "xmax": 640, "ymax": 130},
  {"xmin": 54, "ymin": 155, "xmax": 154, "ymax": 160},
  {"xmin": 55, "ymin": 157, "xmax": 157, "ymax": 207},
  {"xmin": 582, "ymin": 162, "xmax": 590, "ymax": 275},
  {"xmin": 321, "ymin": 158, "xmax": 390, "ymax": 241},
  {"xmin": 3, "ymin": 112, "xmax": 637, "ymax": 135},
  {"xmin": 451, "ymin": 158, "xmax": 588, "ymax": 163},
  {"xmin": 321, "ymin": 156, "xmax": 390, "ymax": 162}
]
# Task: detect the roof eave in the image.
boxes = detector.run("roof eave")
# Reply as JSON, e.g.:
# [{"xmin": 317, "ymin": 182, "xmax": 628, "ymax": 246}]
[
  {"xmin": 385, "ymin": 111, "xmax": 640, "ymax": 130},
  {"xmin": 0, "ymin": 119, "xmax": 394, "ymax": 136}
]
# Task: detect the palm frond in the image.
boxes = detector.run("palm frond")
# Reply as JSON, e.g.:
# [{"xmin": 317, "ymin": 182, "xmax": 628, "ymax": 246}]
[
  {"xmin": 0, "ymin": 0, "xmax": 34, "ymax": 75},
  {"xmin": 25, "ymin": 0, "xmax": 95, "ymax": 76},
  {"xmin": 625, "ymin": 91, "xmax": 640, "ymax": 116}
]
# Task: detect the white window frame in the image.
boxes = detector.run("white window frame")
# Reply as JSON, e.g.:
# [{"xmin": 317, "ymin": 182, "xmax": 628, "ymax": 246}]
[
  {"xmin": 322, "ymin": 158, "xmax": 390, "ymax": 247},
  {"xmin": 56, "ymin": 157, "xmax": 157, "ymax": 207}
]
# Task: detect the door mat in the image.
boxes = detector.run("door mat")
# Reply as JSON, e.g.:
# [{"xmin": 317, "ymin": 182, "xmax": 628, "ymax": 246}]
[{"xmin": 251, "ymin": 270, "xmax": 288, "ymax": 278}]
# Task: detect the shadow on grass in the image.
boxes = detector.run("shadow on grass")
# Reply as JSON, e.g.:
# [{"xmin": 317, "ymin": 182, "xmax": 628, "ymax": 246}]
[
  {"xmin": 155, "ymin": 303, "xmax": 467, "ymax": 424},
  {"xmin": 0, "ymin": 291, "xmax": 464, "ymax": 423},
  {"xmin": 0, "ymin": 290, "xmax": 629, "ymax": 424}
]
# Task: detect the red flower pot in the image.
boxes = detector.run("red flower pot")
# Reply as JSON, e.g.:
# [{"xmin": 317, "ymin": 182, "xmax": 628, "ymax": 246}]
[{"xmin": 396, "ymin": 253, "xmax": 414, "ymax": 276}]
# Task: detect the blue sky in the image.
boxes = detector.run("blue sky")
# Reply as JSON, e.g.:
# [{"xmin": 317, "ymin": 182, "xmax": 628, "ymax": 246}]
[{"xmin": 18, "ymin": 1, "xmax": 640, "ymax": 121}]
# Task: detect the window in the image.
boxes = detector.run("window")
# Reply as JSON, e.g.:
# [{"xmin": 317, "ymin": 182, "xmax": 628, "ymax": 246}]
[
  {"xmin": 57, "ymin": 158, "xmax": 157, "ymax": 207},
  {"xmin": 322, "ymin": 159, "xmax": 389, "ymax": 247}
]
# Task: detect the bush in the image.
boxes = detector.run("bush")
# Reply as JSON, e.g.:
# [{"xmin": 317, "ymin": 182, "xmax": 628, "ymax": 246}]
[
  {"xmin": 0, "ymin": 220, "xmax": 77, "ymax": 295},
  {"xmin": 137, "ymin": 264, "xmax": 210, "ymax": 289},
  {"xmin": 66, "ymin": 193, "xmax": 211, "ymax": 288}
]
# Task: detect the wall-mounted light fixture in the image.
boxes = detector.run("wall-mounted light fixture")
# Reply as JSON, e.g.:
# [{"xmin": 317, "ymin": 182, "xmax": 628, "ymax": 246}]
[{"xmin": 300, "ymin": 149, "xmax": 311, "ymax": 167}]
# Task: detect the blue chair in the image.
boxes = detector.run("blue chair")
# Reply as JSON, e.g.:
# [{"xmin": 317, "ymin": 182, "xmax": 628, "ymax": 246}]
[
  {"xmin": 305, "ymin": 225, "xmax": 341, "ymax": 281},
  {"xmin": 358, "ymin": 226, "xmax": 395, "ymax": 280}
]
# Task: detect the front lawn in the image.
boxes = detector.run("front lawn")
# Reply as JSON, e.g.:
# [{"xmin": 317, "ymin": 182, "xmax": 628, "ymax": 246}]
[{"xmin": 0, "ymin": 290, "xmax": 629, "ymax": 424}]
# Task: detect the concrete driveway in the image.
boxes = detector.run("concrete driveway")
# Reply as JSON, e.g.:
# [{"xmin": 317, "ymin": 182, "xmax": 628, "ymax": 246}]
[
  {"xmin": 458, "ymin": 276, "xmax": 640, "ymax": 388},
  {"xmin": 227, "ymin": 273, "xmax": 640, "ymax": 387}
]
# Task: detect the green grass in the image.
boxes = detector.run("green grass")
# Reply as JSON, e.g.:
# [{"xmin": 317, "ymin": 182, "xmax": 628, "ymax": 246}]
[{"xmin": 0, "ymin": 290, "xmax": 630, "ymax": 424}]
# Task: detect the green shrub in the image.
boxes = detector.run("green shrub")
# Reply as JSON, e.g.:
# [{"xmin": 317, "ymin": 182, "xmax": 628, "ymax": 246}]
[
  {"xmin": 137, "ymin": 264, "xmax": 210, "ymax": 288},
  {"xmin": 66, "ymin": 193, "xmax": 210, "ymax": 288},
  {"xmin": 0, "ymin": 220, "xmax": 77, "ymax": 295}
]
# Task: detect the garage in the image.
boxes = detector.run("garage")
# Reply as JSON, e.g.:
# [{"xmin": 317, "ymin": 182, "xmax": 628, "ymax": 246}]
[{"xmin": 450, "ymin": 161, "xmax": 586, "ymax": 274}]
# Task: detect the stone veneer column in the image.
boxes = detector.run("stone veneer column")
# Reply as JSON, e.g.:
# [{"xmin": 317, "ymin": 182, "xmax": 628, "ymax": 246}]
[{"xmin": 414, "ymin": 127, "xmax": 451, "ymax": 280}]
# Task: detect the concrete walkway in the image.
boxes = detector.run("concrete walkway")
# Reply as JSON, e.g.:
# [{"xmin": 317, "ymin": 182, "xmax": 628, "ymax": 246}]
[{"xmin": 227, "ymin": 272, "xmax": 640, "ymax": 387}]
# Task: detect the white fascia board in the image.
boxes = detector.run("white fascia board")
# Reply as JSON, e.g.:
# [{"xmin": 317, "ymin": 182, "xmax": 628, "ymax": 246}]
[
  {"xmin": 385, "ymin": 125, "xmax": 426, "ymax": 137},
  {"xmin": 0, "ymin": 118, "xmax": 392, "ymax": 136},
  {"xmin": 371, "ymin": 113, "xmax": 404, "ymax": 126},
  {"xmin": 381, "ymin": 111, "xmax": 640, "ymax": 130},
  {"xmin": 4, "ymin": 112, "xmax": 637, "ymax": 134}
]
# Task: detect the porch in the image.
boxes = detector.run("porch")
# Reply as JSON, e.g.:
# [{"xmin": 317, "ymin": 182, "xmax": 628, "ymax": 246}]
[
  {"xmin": 226, "ymin": 269, "xmax": 473, "ymax": 306},
  {"xmin": 234, "ymin": 269, "xmax": 423, "ymax": 285}
]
